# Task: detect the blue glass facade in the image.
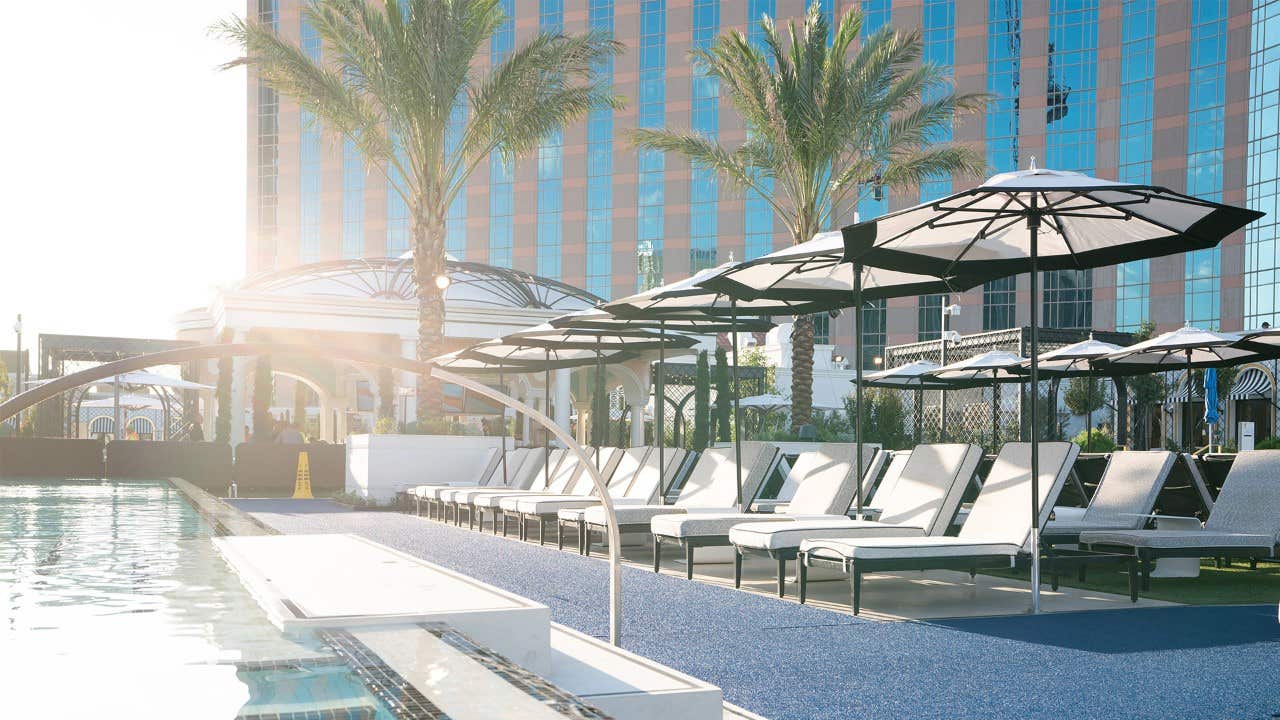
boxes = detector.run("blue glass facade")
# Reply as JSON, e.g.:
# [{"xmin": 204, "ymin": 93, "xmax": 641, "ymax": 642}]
[
  {"xmin": 586, "ymin": 0, "xmax": 614, "ymax": 298},
  {"xmin": 298, "ymin": 16, "xmax": 322, "ymax": 264},
  {"xmin": 689, "ymin": 0, "xmax": 719, "ymax": 272},
  {"xmin": 1184, "ymin": 0, "xmax": 1227, "ymax": 328},
  {"xmin": 255, "ymin": 0, "xmax": 279, "ymax": 270},
  {"xmin": 743, "ymin": 0, "xmax": 776, "ymax": 261},
  {"xmin": 489, "ymin": 0, "xmax": 515, "ymax": 268},
  {"xmin": 1115, "ymin": 0, "xmax": 1155, "ymax": 331},
  {"xmin": 917, "ymin": 0, "xmax": 954, "ymax": 330},
  {"xmin": 341, "ymin": 138, "xmax": 364, "ymax": 258},
  {"xmin": 636, "ymin": 0, "xmax": 667, "ymax": 289},
  {"xmin": 856, "ymin": 0, "xmax": 891, "ymax": 223},
  {"xmin": 1043, "ymin": 0, "xmax": 1098, "ymax": 330},
  {"xmin": 445, "ymin": 98, "xmax": 467, "ymax": 259},
  {"xmin": 1246, "ymin": 0, "xmax": 1280, "ymax": 327},
  {"xmin": 386, "ymin": 136, "xmax": 410, "ymax": 256},
  {"xmin": 536, "ymin": 1, "xmax": 565, "ymax": 279},
  {"xmin": 982, "ymin": 0, "xmax": 1021, "ymax": 329}
]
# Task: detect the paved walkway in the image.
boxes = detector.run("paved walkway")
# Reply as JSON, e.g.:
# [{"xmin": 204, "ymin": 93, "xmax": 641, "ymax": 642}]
[{"xmin": 231, "ymin": 499, "xmax": 1280, "ymax": 720}]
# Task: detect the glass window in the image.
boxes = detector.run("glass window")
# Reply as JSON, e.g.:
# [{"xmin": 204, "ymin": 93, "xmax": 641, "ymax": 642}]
[
  {"xmin": 918, "ymin": 294, "xmax": 944, "ymax": 341},
  {"xmin": 862, "ymin": 299, "xmax": 887, "ymax": 370},
  {"xmin": 1183, "ymin": 0, "xmax": 1227, "ymax": 327},
  {"xmin": 1246, "ymin": 0, "xmax": 1280, "ymax": 328},
  {"xmin": 299, "ymin": 13, "xmax": 322, "ymax": 270},
  {"xmin": 341, "ymin": 137, "xmax": 364, "ymax": 259},
  {"xmin": 488, "ymin": 3, "xmax": 516, "ymax": 268},
  {"xmin": 1043, "ymin": 270, "xmax": 1093, "ymax": 330},
  {"xmin": 982, "ymin": 277, "xmax": 1016, "ymax": 330},
  {"xmin": 987, "ymin": 0, "xmax": 1021, "ymax": 174},
  {"xmin": 689, "ymin": 0, "xmax": 720, "ymax": 272},
  {"xmin": 919, "ymin": 0, "xmax": 955, "ymax": 203},
  {"xmin": 586, "ymin": 0, "xmax": 615, "ymax": 298},
  {"xmin": 636, "ymin": 0, "xmax": 666, "ymax": 290}
]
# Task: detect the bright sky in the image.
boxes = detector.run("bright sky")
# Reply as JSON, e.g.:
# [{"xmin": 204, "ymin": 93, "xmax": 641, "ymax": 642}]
[{"xmin": 0, "ymin": 1, "xmax": 246, "ymax": 348}]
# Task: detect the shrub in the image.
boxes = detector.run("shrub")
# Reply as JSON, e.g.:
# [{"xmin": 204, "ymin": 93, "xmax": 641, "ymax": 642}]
[
  {"xmin": 1254, "ymin": 436, "xmax": 1280, "ymax": 450},
  {"xmin": 1073, "ymin": 428, "xmax": 1117, "ymax": 453},
  {"xmin": 373, "ymin": 416, "xmax": 397, "ymax": 434}
]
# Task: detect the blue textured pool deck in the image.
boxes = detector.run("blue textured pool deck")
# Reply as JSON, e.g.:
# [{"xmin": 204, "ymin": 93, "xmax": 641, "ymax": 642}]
[{"xmin": 230, "ymin": 499, "xmax": 1280, "ymax": 720}]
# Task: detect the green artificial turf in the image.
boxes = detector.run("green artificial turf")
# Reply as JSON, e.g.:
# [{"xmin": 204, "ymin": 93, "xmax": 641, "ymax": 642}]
[{"xmin": 988, "ymin": 559, "xmax": 1280, "ymax": 605}]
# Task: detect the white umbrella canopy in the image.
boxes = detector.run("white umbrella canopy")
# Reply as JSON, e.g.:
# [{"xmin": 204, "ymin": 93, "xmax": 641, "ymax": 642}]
[
  {"xmin": 703, "ymin": 230, "xmax": 995, "ymax": 303},
  {"xmin": 547, "ymin": 307, "xmax": 775, "ymax": 334},
  {"xmin": 82, "ymin": 394, "xmax": 163, "ymax": 410},
  {"xmin": 1020, "ymin": 337, "xmax": 1125, "ymax": 377},
  {"xmin": 105, "ymin": 371, "xmax": 214, "ymax": 391},
  {"xmin": 729, "ymin": 393, "xmax": 846, "ymax": 412},
  {"xmin": 843, "ymin": 163, "xmax": 1264, "ymax": 614},
  {"xmin": 854, "ymin": 360, "xmax": 950, "ymax": 389},
  {"xmin": 1100, "ymin": 326, "xmax": 1258, "ymax": 369},
  {"xmin": 505, "ymin": 323, "xmax": 699, "ymax": 352},
  {"xmin": 928, "ymin": 350, "xmax": 1030, "ymax": 384},
  {"xmin": 843, "ymin": 166, "xmax": 1264, "ymax": 278},
  {"xmin": 603, "ymin": 262, "xmax": 841, "ymax": 319}
]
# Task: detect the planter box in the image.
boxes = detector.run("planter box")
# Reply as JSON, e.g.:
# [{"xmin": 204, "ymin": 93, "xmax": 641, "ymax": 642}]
[{"xmin": 346, "ymin": 434, "xmax": 505, "ymax": 503}]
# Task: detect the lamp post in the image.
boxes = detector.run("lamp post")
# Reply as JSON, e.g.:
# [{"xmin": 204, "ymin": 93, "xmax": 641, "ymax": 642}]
[
  {"xmin": 12, "ymin": 314, "xmax": 22, "ymax": 398},
  {"xmin": 938, "ymin": 302, "xmax": 960, "ymax": 440}
]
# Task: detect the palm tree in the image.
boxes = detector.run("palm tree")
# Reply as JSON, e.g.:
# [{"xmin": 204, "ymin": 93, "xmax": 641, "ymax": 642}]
[
  {"xmin": 628, "ymin": 5, "xmax": 985, "ymax": 430},
  {"xmin": 218, "ymin": 0, "xmax": 622, "ymax": 419}
]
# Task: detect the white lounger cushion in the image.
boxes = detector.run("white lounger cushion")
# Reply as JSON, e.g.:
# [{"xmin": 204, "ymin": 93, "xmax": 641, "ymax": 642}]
[
  {"xmin": 582, "ymin": 443, "xmax": 777, "ymax": 528},
  {"xmin": 798, "ymin": 442, "xmax": 1078, "ymax": 563},
  {"xmin": 802, "ymin": 536, "xmax": 1023, "ymax": 562},
  {"xmin": 730, "ymin": 518, "xmax": 926, "ymax": 550},
  {"xmin": 1076, "ymin": 529, "xmax": 1273, "ymax": 549},
  {"xmin": 1044, "ymin": 450, "xmax": 1175, "ymax": 534},
  {"xmin": 1079, "ymin": 450, "xmax": 1280, "ymax": 551},
  {"xmin": 725, "ymin": 444, "xmax": 981, "ymax": 550}
]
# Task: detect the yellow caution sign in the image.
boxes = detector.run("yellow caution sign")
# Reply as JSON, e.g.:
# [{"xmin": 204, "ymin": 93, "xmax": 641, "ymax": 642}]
[{"xmin": 292, "ymin": 451, "xmax": 313, "ymax": 499}]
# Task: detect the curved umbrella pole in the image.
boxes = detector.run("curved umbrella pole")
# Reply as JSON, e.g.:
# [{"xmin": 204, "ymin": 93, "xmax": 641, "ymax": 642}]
[{"xmin": 432, "ymin": 367, "xmax": 623, "ymax": 646}]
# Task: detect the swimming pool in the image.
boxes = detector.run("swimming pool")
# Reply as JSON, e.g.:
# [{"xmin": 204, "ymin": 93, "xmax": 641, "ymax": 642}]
[{"xmin": 0, "ymin": 479, "xmax": 399, "ymax": 719}]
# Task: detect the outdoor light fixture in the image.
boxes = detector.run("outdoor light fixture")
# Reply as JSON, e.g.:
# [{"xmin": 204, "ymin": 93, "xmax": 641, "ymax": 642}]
[
  {"xmin": 944, "ymin": 304, "xmax": 961, "ymax": 317},
  {"xmin": 833, "ymin": 353, "xmax": 845, "ymax": 364},
  {"xmin": 434, "ymin": 274, "xmax": 451, "ymax": 290},
  {"xmin": 873, "ymin": 356, "xmax": 883, "ymax": 366}
]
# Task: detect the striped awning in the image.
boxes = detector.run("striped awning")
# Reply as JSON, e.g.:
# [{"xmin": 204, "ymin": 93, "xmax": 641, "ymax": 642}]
[
  {"xmin": 1228, "ymin": 368, "xmax": 1272, "ymax": 400},
  {"xmin": 1165, "ymin": 385, "xmax": 1204, "ymax": 404}
]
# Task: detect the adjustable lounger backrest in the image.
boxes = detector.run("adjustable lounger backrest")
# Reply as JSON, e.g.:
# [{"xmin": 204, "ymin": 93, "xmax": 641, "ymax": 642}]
[
  {"xmin": 858, "ymin": 449, "xmax": 890, "ymax": 507},
  {"xmin": 532, "ymin": 449, "xmax": 568, "ymax": 490},
  {"xmin": 867, "ymin": 450, "xmax": 912, "ymax": 507},
  {"xmin": 960, "ymin": 441, "xmax": 1079, "ymax": 549},
  {"xmin": 785, "ymin": 444, "xmax": 866, "ymax": 516},
  {"xmin": 1203, "ymin": 450, "xmax": 1280, "ymax": 545},
  {"xmin": 877, "ymin": 444, "xmax": 983, "ymax": 536},
  {"xmin": 565, "ymin": 448, "xmax": 625, "ymax": 495},
  {"xmin": 479, "ymin": 447, "xmax": 518, "ymax": 487},
  {"xmin": 622, "ymin": 448, "xmax": 669, "ymax": 502},
  {"xmin": 547, "ymin": 451, "xmax": 588, "ymax": 494},
  {"xmin": 674, "ymin": 443, "xmax": 779, "ymax": 509},
  {"xmin": 1079, "ymin": 451, "xmax": 1176, "ymax": 529},
  {"xmin": 608, "ymin": 447, "xmax": 650, "ymax": 494},
  {"xmin": 510, "ymin": 448, "xmax": 550, "ymax": 491}
]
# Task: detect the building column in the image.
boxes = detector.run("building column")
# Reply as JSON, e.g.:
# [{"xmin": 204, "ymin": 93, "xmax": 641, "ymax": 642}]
[
  {"xmin": 629, "ymin": 402, "xmax": 646, "ymax": 447},
  {"xmin": 400, "ymin": 336, "xmax": 418, "ymax": 422},
  {"xmin": 553, "ymin": 368, "xmax": 571, "ymax": 443},
  {"xmin": 229, "ymin": 331, "xmax": 248, "ymax": 445},
  {"xmin": 318, "ymin": 388, "xmax": 333, "ymax": 442}
]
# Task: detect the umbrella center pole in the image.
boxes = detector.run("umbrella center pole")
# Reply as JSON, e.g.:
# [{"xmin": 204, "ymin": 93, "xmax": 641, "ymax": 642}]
[
  {"xmin": 731, "ymin": 300, "xmax": 743, "ymax": 511},
  {"xmin": 1028, "ymin": 206, "xmax": 1043, "ymax": 615},
  {"xmin": 853, "ymin": 262, "xmax": 865, "ymax": 516}
]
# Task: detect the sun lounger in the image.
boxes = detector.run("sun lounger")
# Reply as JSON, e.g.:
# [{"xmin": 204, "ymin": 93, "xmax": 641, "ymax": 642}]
[
  {"xmin": 1079, "ymin": 449, "xmax": 1280, "ymax": 590},
  {"xmin": 649, "ymin": 443, "xmax": 880, "ymax": 580},
  {"xmin": 580, "ymin": 443, "xmax": 781, "ymax": 556},
  {"xmin": 727, "ymin": 443, "xmax": 983, "ymax": 596},
  {"xmin": 410, "ymin": 447, "xmax": 515, "ymax": 518},
  {"xmin": 1042, "ymin": 450, "xmax": 1177, "ymax": 545},
  {"xmin": 497, "ymin": 447, "xmax": 626, "ymax": 541},
  {"xmin": 465, "ymin": 449, "xmax": 594, "ymax": 532},
  {"xmin": 558, "ymin": 447, "xmax": 688, "ymax": 555},
  {"xmin": 439, "ymin": 448, "xmax": 562, "ymax": 526},
  {"xmin": 798, "ymin": 441, "xmax": 1079, "ymax": 614}
]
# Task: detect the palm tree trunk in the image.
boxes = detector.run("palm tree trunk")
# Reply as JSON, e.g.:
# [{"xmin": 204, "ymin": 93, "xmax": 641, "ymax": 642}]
[
  {"xmin": 412, "ymin": 204, "xmax": 447, "ymax": 421},
  {"xmin": 791, "ymin": 314, "xmax": 815, "ymax": 431}
]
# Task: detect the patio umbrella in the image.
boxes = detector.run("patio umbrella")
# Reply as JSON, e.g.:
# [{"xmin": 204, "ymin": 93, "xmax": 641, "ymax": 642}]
[
  {"xmin": 1100, "ymin": 326, "xmax": 1264, "ymax": 451},
  {"xmin": 604, "ymin": 264, "xmax": 843, "ymax": 511},
  {"xmin": 843, "ymin": 162, "xmax": 1263, "ymax": 612},
  {"xmin": 485, "ymin": 324, "xmax": 698, "ymax": 475},
  {"xmin": 549, "ymin": 307, "xmax": 776, "ymax": 485},
  {"xmin": 701, "ymin": 230, "xmax": 995, "ymax": 516},
  {"xmin": 854, "ymin": 360, "xmax": 951, "ymax": 441},
  {"xmin": 927, "ymin": 350, "xmax": 1029, "ymax": 452},
  {"xmin": 1204, "ymin": 368, "xmax": 1220, "ymax": 451},
  {"xmin": 1017, "ymin": 336, "xmax": 1125, "ymax": 452}
]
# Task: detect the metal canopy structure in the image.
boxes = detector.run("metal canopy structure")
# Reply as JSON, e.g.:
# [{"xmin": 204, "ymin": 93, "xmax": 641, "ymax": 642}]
[{"xmin": 239, "ymin": 257, "xmax": 603, "ymax": 311}]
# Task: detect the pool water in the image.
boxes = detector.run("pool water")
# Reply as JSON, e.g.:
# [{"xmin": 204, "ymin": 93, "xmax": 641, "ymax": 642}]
[{"xmin": 0, "ymin": 479, "xmax": 396, "ymax": 720}]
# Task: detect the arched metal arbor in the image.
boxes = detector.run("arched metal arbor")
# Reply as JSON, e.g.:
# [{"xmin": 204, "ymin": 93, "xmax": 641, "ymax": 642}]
[{"xmin": 0, "ymin": 342, "xmax": 625, "ymax": 646}]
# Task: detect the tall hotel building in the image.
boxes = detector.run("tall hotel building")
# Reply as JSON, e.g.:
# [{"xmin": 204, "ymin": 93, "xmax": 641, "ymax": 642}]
[{"xmin": 247, "ymin": 0, "xmax": 1280, "ymax": 366}]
